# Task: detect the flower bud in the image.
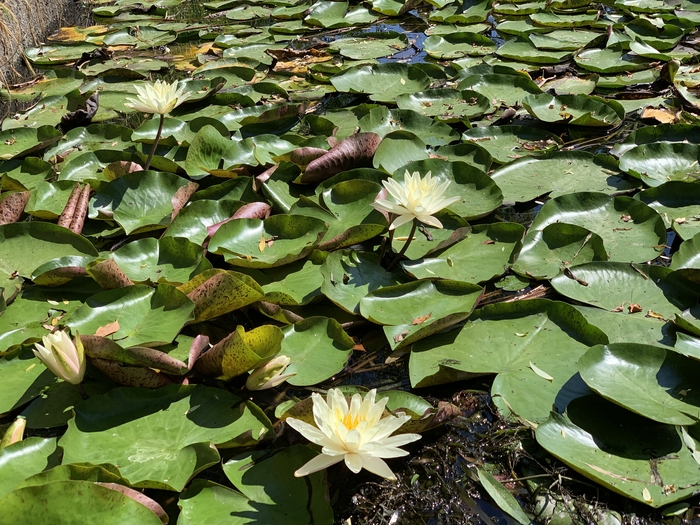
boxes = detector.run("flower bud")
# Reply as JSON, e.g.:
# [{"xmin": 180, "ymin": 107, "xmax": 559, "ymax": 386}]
[
  {"xmin": 33, "ymin": 330, "xmax": 86, "ymax": 385},
  {"xmin": 0, "ymin": 417, "xmax": 26, "ymax": 450},
  {"xmin": 246, "ymin": 355, "xmax": 295, "ymax": 391}
]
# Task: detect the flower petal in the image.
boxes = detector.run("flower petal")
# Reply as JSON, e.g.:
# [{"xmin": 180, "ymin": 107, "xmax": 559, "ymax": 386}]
[
  {"xmin": 294, "ymin": 453, "xmax": 344, "ymax": 477},
  {"xmin": 344, "ymin": 453, "xmax": 363, "ymax": 473},
  {"xmin": 358, "ymin": 455, "xmax": 397, "ymax": 480}
]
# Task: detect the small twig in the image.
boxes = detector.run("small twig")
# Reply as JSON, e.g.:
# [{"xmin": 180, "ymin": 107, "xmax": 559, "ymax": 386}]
[
  {"xmin": 144, "ymin": 113, "xmax": 164, "ymax": 170},
  {"xmin": 387, "ymin": 219, "xmax": 417, "ymax": 271}
]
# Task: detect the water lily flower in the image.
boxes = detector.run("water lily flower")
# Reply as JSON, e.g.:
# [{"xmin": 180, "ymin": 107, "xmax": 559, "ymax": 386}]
[
  {"xmin": 246, "ymin": 355, "xmax": 296, "ymax": 391},
  {"xmin": 124, "ymin": 79, "xmax": 192, "ymax": 115},
  {"xmin": 372, "ymin": 171, "xmax": 461, "ymax": 230},
  {"xmin": 125, "ymin": 80, "xmax": 192, "ymax": 170},
  {"xmin": 286, "ymin": 388, "xmax": 421, "ymax": 481},
  {"xmin": 33, "ymin": 330, "xmax": 86, "ymax": 385}
]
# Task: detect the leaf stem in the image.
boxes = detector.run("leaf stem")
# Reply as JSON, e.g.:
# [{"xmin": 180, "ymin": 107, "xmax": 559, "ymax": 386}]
[
  {"xmin": 144, "ymin": 113, "xmax": 164, "ymax": 171},
  {"xmin": 387, "ymin": 219, "xmax": 417, "ymax": 271}
]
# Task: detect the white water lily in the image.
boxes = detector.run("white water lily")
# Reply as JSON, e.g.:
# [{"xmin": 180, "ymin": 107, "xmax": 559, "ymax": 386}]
[
  {"xmin": 372, "ymin": 170, "xmax": 461, "ymax": 230},
  {"xmin": 246, "ymin": 355, "xmax": 296, "ymax": 391},
  {"xmin": 125, "ymin": 79, "xmax": 191, "ymax": 115},
  {"xmin": 33, "ymin": 330, "xmax": 86, "ymax": 385},
  {"xmin": 286, "ymin": 388, "xmax": 421, "ymax": 480}
]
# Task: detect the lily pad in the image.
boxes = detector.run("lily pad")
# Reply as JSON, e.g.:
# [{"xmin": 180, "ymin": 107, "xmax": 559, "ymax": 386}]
[
  {"xmin": 522, "ymin": 94, "xmax": 624, "ymax": 126},
  {"xmin": 635, "ymin": 182, "xmax": 700, "ymax": 240},
  {"xmin": 410, "ymin": 299, "xmax": 607, "ymax": 423},
  {"xmin": 522, "ymin": 192, "xmax": 666, "ymax": 262},
  {"xmin": 0, "ymin": 438, "xmax": 58, "ymax": 499},
  {"xmin": 111, "ymin": 237, "xmax": 210, "ymax": 285},
  {"xmin": 619, "ymin": 142, "xmax": 700, "ymax": 187},
  {"xmin": 66, "ymin": 284, "xmax": 195, "ymax": 348},
  {"xmin": 536, "ymin": 397, "xmax": 700, "ymax": 507},
  {"xmin": 402, "ymin": 223, "xmax": 525, "ymax": 283},
  {"xmin": 178, "ymin": 446, "xmax": 332, "ymax": 525},
  {"xmin": 491, "ymin": 153, "xmax": 638, "ymax": 204},
  {"xmin": 320, "ymin": 250, "xmax": 406, "ymax": 314},
  {"xmin": 396, "ymin": 89, "xmax": 494, "ymax": 122},
  {"xmin": 90, "ymin": 171, "xmax": 193, "ymax": 235},
  {"xmin": 462, "ymin": 125, "xmax": 562, "ymax": 164},
  {"xmin": 360, "ymin": 279, "xmax": 483, "ymax": 350},
  {"xmin": 458, "ymin": 73, "xmax": 543, "ymax": 107},
  {"xmin": 208, "ymin": 215, "xmax": 327, "ymax": 268},
  {"xmin": 579, "ymin": 343, "xmax": 700, "ymax": 425},
  {"xmin": 330, "ymin": 63, "xmax": 431, "ymax": 103},
  {"xmin": 280, "ymin": 317, "xmax": 353, "ymax": 385},
  {"xmin": 59, "ymin": 385, "xmax": 270, "ymax": 491},
  {"xmin": 551, "ymin": 262, "xmax": 700, "ymax": 318}
]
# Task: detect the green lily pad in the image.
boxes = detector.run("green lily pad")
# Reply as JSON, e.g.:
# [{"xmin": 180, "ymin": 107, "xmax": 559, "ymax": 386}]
[
  {"xmin": 522, "ymin": 94, "xmax": 624, "ymax": 126},
  {"xmin": 328, "ymin": 31, "xmax": 408, "ymax": 60},
  {"xmin": 360, "ymin": 279, "xmax": 483, "ymax": 350},
  {"xmin": 523, "ymin": 192, "xmax": 666, "ymax": 262},
  {"xmin": 410, "ymin": 299, "xmax": 607, "ymax": 423},
  {"xmin": 0, "ymin": 348, "xmax": 58, "ymax": 413},
  {"xmin": 458, "ymin": 73, "xmax": 542, "ymax": 107},
  {"xmin": 372, "ymin": 131, "xmax": 429, "ymax": 173},
  {"xmin": 58, "ymin": 150, "xmax": 139, "ymax": 184},
  {"xmin": 20, "ymin": 381, "xmax": 84, "ymax": 429},
  {"xmin": 208, "ymin": 215, "xmax": 327, "ymax": 268},
  {"xmin": 513, "ymin": 223, "xmax": 608, "ymax": 279},
  {"xmin": 635, "ymin": 182, "xmax": 700, "ymax": 240},
  {"xmin": 358, "ymin": 106, "xmax": 459, "ymax": 147},
  {"xmin": 110, "ymin": 237, "xmax": 209, "ymax": 285},
  {"xmin": 0, "ymin": 158, "xmax": 54, "ymax": 190},
  {"xmin": 0, "ymin": 222, "xmax": 98, "ymax": 301},
  {"xmin": 0, "ymin": 127, "xmax": 62, "ymax": 161},
  {"xmin": 179, "ymin": 446, "xmax": 332, "ymax": 525},
  {"xmin": 90, "ymin": 171, "xmax": 193, "ymax": 235},
  {"xmin": 291, "ymin": 179, "xmax": 387, "ymax": 251},
  {"xmin": 672, "ymin": 233, "xmax": 700, "ymax": 269},
  {"xmin": 24, "ymin": 43, "xmax": 101, "ymax": 66},
  {"xmin": 403, "ymin": 223, "xmax": 524, "ymax": 283},
  {"xmin": 491, "ymin": 153, "xmax": 638, "ymax": 204},
  {"xmin": 66, "ymin": 284, "xmax": 195, "ymax": 348},
  {"xmin": 575, "ymin": 48, "xmax": 652, "ymax": 73},
  {"xmin": 330, "ymin": 63, "xmax": 431, "ymax": 103},
  {"xmin": 320, "ymin": 250, "xmax": 406, "ymax": 314},
  {"xmin": 619, "ymin": 143, "xmax": 700, "ymax": 187},
  {"xmin": 579, "ymin": 343, "xmax": 700, "ymax": 425},
  {"xmin": 280, "ymin": 317, "xmax": 353, "ymax": 385},
  {"xmin": 574, "ymin": 305, "xmax": 673, "ymax": 347},
  {"xmin": 0, "ymin": 438, "xmax": 58, "ymax": 499},
  {"xmin": 551, "ymin": 262, "xmax": 700, "ymax": 318},
  {"xmin": 395, "ymin": 89, "xmax": 494, "ymax": 122},
  {"xmin": 59, "ymin": 385, "xmax": 270, "ymax": 491},
  {"xmin": 536, "ymin": 398, "xmax": 700, "ymax": 508},
  {"xmin": 497, "ymin": 38, "xmax": 573, "ymax": 64},
  {"xmin": 423, "ymin": 33, "xmax": 496, "ymax": 59},
  {"xmin": 462, "ymin": 125, "xmax": 562, "ymax": 164},
  {"xmin": 529, "ymin": 29, "xmax": 604, "ymax": 50},
  {"xmin": 24, "ymin": 180, "xmax": 76, "ymax": 219}
]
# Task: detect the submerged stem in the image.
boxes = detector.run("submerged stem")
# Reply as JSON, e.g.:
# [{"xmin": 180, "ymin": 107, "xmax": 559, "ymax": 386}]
[
  {"xmin": 387, "ymin": 219, "xmax": 417, "ymax": 271},
  {"xmin": 144, "ymin": 113, "xmax": 165, "ymax": 171}
]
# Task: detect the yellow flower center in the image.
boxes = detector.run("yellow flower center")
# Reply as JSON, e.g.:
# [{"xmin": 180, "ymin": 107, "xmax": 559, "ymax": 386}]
[{"xmin": 340, "ymin": 412, "xmax": 364, "ymax": 430}]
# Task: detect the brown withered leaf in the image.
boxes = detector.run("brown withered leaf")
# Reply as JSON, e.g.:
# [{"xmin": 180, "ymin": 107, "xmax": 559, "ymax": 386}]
[
  {"xmin": 628, "ymin": 303, "xmax": 643, "ymax": 314},
  {"xmin": 95, "ymin": 321, "xmax": 120, "ymax": 337},
  {"xmin": 411, "ymin": 313, "xmax": 432, "ymax": 325}
]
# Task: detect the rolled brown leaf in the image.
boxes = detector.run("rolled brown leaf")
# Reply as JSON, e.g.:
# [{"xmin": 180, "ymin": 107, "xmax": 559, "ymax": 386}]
[{"xmin": 300, "ymin": 132, "xmax": 382, "ymax": 184}]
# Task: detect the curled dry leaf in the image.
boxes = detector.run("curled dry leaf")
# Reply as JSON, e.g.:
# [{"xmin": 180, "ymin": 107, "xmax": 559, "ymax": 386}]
[
  {"xmin": 171, "ymin": 181, "xmax": 199, "ymax": 222},
  {"xmin": 58, "ymin": 183, "xmax": 91, "ymax": 234},
  {"xmin": 81, "ymin": 335, "xmax": 189, "ymax": 375},
  {"xmin": 300, "ymin": 132, "xmax": 382, "ymax": 184},
  {"xmin": 188, "ymin": 334, "xmax": 210, "ymax": 370},
  {"xmin": 95, "ymin": 321, "xmax": 120, "ymax": 337},
  {"xmin": 0, "ymin": 191, "xmax": 30, "ymax": 225}
]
